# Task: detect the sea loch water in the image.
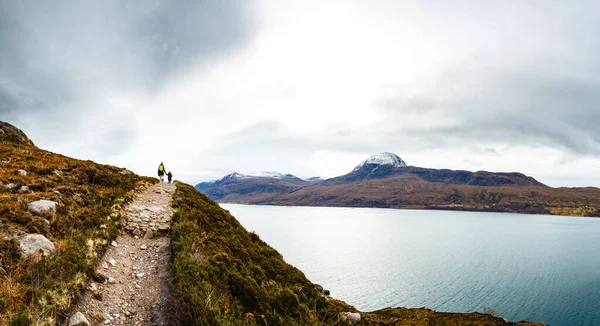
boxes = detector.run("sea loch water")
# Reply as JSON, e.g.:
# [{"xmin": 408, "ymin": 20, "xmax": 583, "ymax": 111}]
[{"xmin": 221, "ymin": 204, "xmax": 600, "ymax": 326}]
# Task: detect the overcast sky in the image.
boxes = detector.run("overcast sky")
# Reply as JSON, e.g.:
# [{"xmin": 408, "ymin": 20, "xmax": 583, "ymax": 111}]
[{"xmin": 1, "ymin": 0, "xmax": 600, "ymax": 187}]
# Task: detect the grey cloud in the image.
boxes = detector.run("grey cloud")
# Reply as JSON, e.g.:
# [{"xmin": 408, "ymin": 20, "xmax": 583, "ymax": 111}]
[
  {"xmin": 363, "ymin": 0, "xmax": 600, "ymax": 156},
  {"xmin": 376, "ymin": 68, "xmax": 600, "ymax": 156},
  {"xmin": 0, "ymin": 0, "xmax": 253, "ymax": 154}
]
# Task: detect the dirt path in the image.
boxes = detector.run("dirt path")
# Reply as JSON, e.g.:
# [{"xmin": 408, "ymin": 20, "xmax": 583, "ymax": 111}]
[{"xmin": 74, "ymin": 182, "xmax": 177, "ymax": 326}]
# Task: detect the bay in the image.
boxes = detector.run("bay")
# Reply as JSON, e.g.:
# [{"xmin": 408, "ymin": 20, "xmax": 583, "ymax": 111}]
[{"xmin": 222, "ymin": 204, "xmax": 600, "ymax": 326}]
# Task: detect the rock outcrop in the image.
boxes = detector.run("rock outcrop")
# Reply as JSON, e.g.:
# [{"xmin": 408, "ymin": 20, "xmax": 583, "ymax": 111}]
[{"xmin": 0, "ymin": 121, "xmax": 34, "ymax": 146}]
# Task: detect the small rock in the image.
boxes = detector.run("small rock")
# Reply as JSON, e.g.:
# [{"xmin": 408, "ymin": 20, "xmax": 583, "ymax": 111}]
[
  {"xmin": 340, "ymin": 312, "xmax": 360, "ymax": 325},
  {"xmin": 19, "ymin": 185, "xmax": 29, "ymax": 193},
  {"xmin": 132, "ymin": 229, "xmax": 142, "ymax": 236},
  {"xmin": 18, "ymin": 169, "xmax": 27, "ymax": 176},
  {"xmin": 68, "ymin": 312, "xmax": 90, "ymax": 326},
  {"xmin": 28, "ymin": 200, "xmax": 57, "ymax": 215},
  {"xmin": 140, "ymin": 245, "xmax": 147, "ymax": 250},
  {"xmin": 42, "ymin": 218, "xmax": 50, "ymax": 225},
  {"xmin": 99, "ymin": 224, "xmax": 107, "ymax": 229},
  {"xmin": 93, "ymin": 291, "xmax": 103, "ymax": 301},
  {"xmin": 135, "ymin": 273, "xmax": 145, "ymax": 279},
  {"xmin": 5, "ymin": 183, "xmax": 15, "ymax": 190},
  {"xmin": 53, "ymin": 169, "xmax": 62, "ymax": 176},
  {"xmin": 339, "ymin": 312, "xmax": 361, "ymax": 325},
  {"xmin": 93, "ymin": 271, "xmax": 109, "ymax": 283},
  {"xmin": 111, "ymin": 241, "xmax": 118, "ymax": 247},
  {"xmin": 108, "ymin": 259, "xmax": 116, "ymax": 266},
  {"xmin": 53, "ymin": 190, "xmax": 61, "ymax": 195},
  {"xmin": 17, "ymin": 234, "xmax": 56, "ymax": 256},
  {"xmin": 119, "ymin": 169, "xmax": 132, "ymax": 175},
  {"xmin": 143, "ymin": 229, "xmax": 154, "ymax": 239},
  {"xmin": 88, "ymin": 282, "xmax": 98, "ymax": 292},
  {"xmin": 324, "ymin": 289, "xmax": 330, "ymax": 295},
  {"xmin": 108, "ymin": 277, "xmax": 116, "ymax": 284}
]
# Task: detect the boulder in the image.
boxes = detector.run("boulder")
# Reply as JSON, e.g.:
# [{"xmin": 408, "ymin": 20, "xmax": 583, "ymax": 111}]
[
  {"xmin": 68, "ymin": 312, "xmax": 90, "ymax": 326},
  {"xmin": 28, "ymin": 200, "xmax": 57, "ymax": 215},
  {"xmin": 340, "ymin": 312, "xmax": 361, "ymax": 325},
  {"xmin": 18, "ymin": 234, "xmax": 56, "ymax": 256}
]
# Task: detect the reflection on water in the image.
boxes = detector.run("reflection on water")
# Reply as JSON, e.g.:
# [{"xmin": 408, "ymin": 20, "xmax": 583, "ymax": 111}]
[{"xmin": 222, "ymin": 204, "xmax": 600, "ymax": 326}]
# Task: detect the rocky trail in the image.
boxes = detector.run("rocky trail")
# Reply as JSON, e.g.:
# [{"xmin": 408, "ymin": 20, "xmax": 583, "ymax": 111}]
[{"xmin": 71, "ymin": 183, "xmax": 177, "ymax": 326}]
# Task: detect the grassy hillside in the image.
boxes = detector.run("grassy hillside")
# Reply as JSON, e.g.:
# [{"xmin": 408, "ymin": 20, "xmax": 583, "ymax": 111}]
[
  {"xmin": 171, "ymin": 183, "xmax": 356, "ymax": 325},
  {"xmin": 171, "ymin": 183, "xmax": 544, "ymax": 325},
  {"xmin": 0, "ymin": 132, "xmax": 154, "ymax": 324}
]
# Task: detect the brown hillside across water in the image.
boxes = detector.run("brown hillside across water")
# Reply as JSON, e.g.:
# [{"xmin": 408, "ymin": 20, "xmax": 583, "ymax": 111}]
[{"xmin": 197, "ymin": 168, "xmax": 600, "ymax": 217}]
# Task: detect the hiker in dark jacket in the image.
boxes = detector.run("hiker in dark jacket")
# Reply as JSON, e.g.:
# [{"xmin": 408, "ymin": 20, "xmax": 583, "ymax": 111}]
[
  {"xmin": 157, "ymin": 162, "xmax": 166, "ymax": 182},
  {"xmin": 167, "ymin": 171, "xmax": 173, "ymax": 184}
]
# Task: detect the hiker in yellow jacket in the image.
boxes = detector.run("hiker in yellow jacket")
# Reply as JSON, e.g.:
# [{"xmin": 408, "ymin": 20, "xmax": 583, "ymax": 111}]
[{"xmin": 157, "ymin": 162, "xmax": 166, "ymax": 182}]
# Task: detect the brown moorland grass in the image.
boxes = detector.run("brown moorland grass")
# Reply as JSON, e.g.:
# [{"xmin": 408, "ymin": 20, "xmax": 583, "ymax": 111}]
[{"xmin": 0, "ymin": 134, "xmax": 155, "ymax": 324}]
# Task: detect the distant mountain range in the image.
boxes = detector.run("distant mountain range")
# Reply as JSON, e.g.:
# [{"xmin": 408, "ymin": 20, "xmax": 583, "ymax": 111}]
[{"xmin": 195, "ymin": 152, "xmax": 600, "ymax": 217}]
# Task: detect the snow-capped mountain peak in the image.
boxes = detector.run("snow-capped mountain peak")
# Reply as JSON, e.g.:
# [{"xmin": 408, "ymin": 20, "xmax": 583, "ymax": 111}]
[
  {"xmin": 246, "ymin": 171, "xmax": 292, "ymax": 179},
  {"xmin": 213, "ymin": 171, "xmax": 301, "ymax": 183},
  {"xmin": 353, "ymin": 152, "xmax": 407, "ymax": 171},
  {"xmin": 304, "ymin": 176, "xmax": 323, "ymax": 182}
]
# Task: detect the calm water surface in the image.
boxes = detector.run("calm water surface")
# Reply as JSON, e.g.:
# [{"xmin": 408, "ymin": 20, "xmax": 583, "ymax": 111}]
[{"xmin": 221, "ymin": 204, "xmax": 600, "ymax": 326}]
